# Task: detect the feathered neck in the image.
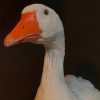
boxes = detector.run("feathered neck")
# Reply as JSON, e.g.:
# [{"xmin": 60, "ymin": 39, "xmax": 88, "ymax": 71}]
[
  {"xmin": 40, "ymin": 33, "xmax": 65, "ymax": 87},
  {"xmin": 35, "ymin": 32, "xmax": 75, "ymax": 100},
  {"xmin": 40, "ymin": 32, "xmax": 65, "ymax": 87}
]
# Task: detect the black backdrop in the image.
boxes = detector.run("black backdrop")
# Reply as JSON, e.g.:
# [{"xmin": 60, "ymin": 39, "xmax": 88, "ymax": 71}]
[{"xmin": 0, "ymin": 0, "xmax": 100, "ymax": 100}]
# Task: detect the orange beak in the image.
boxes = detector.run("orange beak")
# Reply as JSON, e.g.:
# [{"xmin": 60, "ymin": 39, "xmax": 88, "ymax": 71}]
[{"xmin": 4, "ymin": 12, "xmax": 42, "ymax": 47}]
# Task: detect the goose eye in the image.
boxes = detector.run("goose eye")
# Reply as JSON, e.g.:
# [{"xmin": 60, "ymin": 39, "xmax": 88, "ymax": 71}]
[{"xmin": 43, "ymin": 9, "xmax": 49, "ymax": 15}]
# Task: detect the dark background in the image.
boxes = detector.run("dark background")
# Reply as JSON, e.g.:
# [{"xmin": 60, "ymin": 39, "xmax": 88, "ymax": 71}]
[{"xmin": 0, "ymin": 0, "xmax": 100, "ymax": 100}]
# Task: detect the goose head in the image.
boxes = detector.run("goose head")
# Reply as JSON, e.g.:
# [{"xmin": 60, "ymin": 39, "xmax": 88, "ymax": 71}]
[{"xmin": 4, "ymin": 4, "xmax": 64, "ymax": 47}]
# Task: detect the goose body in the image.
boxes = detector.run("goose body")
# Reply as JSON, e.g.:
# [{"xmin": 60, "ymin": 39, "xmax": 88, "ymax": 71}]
[{"xmin": 4, "ymin": 4, "xmax": 100, "ymax": 100}]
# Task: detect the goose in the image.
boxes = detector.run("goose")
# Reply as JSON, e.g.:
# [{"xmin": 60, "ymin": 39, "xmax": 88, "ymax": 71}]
[{"xmin": 4, "ymin": 4, "xmax": 100, "ymax": 100}]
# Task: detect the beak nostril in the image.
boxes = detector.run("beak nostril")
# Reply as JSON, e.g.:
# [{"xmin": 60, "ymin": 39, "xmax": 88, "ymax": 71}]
[{"xmin": 22, "ymin": 26, "xmax": 25, "ymax": 29}]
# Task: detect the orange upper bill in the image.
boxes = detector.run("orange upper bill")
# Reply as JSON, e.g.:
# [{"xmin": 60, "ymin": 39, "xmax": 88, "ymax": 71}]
[{"xmin": 4, "ymin": 12, "xmax": 42, "ymax": 47}]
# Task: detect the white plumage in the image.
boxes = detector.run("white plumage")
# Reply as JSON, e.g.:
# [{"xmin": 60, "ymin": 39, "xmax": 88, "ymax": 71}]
[
  {"xmin": 65, "ymin": 75, "xmax": 100, "ymax": 100},
  {"xmin": 4, "ymin": 4, "xmax": 100, "ymax": 100}
]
